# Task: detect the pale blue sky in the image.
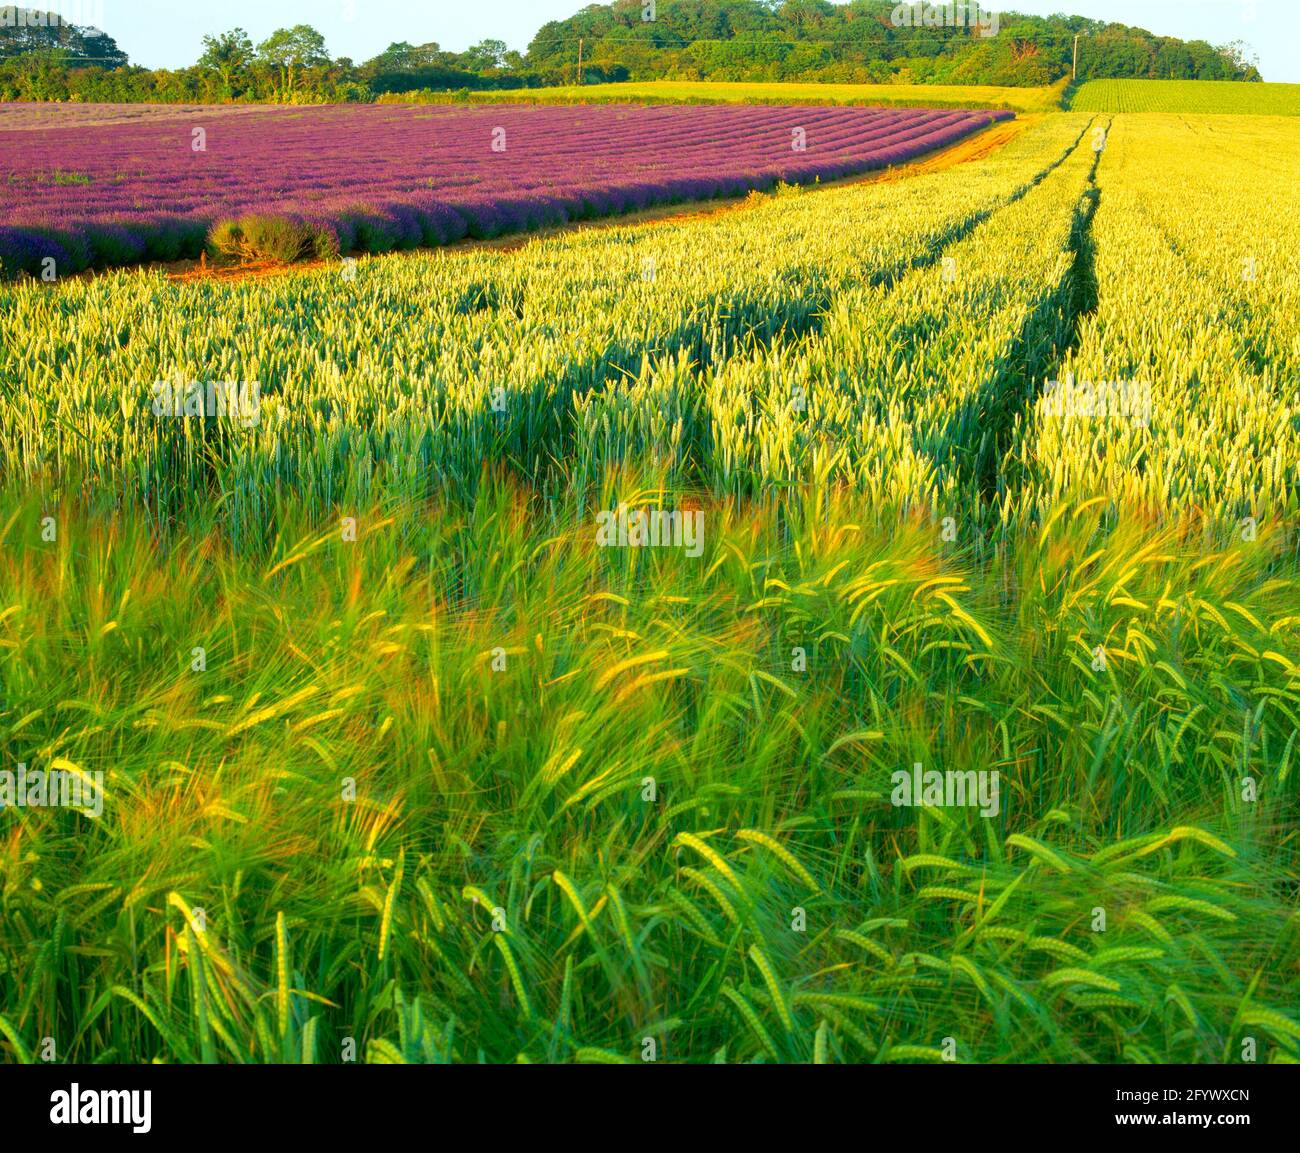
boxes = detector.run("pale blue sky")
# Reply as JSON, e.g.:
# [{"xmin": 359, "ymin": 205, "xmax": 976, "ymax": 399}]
[{"xmin": 51, "ymin": 1, "xmax": 1299, "ymax": 82}]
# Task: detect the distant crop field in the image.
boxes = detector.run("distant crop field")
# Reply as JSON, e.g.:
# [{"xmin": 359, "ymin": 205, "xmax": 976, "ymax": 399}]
[
  {"xmin": 0, "ymin": 102, "xmax": 1006, "ymax": 275},
  {"xmin": 1071, "ymin": 78, "xmax": 1300, "ymax": 114},
  {"xmin": 388, "ymin": 78, "xmax": 1066, "ymax": 115}
]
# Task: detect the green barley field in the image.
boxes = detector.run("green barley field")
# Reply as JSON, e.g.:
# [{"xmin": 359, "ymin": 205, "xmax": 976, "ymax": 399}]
[
  {"xmin": 1, "ymin": 108, "xmax": 1298, "ymax": 1065},
  {"xmin": 1070, "ymin": 78, "xmax": 1300, "ymax": 115}
]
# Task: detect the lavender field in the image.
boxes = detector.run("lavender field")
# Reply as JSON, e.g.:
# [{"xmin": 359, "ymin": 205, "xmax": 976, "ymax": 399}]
[{"xmin": 0, "ymin": 102, "xmax": 1008, "ymax": 274}]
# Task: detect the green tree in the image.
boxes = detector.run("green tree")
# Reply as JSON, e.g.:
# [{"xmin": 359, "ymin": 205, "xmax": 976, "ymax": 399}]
[
  {"xmin": 257, "ymin": 25, "xmax": 330, "ymax": 100},
  {"xmin": 460, "ymin": 39, "xmax": 509, "ymax": 71},
  {"xmin": 199, "ymin": 28, "xmax": 255, "ymax": 95},
  {"xmin": 366, "ymin": 41, "xmax": 448, "ymax": 72},
  {"xmin": 13, "ymin": 44, "xmax": 70, "ymax": 99}
]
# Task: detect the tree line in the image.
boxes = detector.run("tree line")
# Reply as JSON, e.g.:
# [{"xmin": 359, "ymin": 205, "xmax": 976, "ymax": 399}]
[
  {"xmin": 0, "ymin": 1, "xmax": 1262, "ymax": 103},
  {"xmin": 526, "ymin": 1, "xmax": 1260, "ymax": 87}
]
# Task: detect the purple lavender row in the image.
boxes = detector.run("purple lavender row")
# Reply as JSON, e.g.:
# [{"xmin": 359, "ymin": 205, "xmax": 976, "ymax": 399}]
[
  {"xmin": 0, "ymin": 104, "xmax": 1010, "ymax": 275},
  {"xmin": 3, "ymin": 110, "xmax": 991, "ymax": 222}
]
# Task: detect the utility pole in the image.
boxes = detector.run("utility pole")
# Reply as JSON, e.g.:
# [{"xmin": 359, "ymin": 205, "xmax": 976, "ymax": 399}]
[
  {"xmin": 577, "ymin": 37, "xmax": 584, "ymax": 86},
  {"xmin": 1072, "ymin": 33, "xmax": 1080, "ymax": 81}
]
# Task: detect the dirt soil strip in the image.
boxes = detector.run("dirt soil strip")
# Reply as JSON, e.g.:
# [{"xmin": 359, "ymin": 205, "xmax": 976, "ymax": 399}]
[{"xmin": 136, "ymin": 115, "xmax": 1028, "ymax": 286}]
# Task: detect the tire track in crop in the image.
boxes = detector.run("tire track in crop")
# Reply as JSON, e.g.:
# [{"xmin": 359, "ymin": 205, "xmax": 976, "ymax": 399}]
[
  {"xmin": 767, "ymin": 119, "xmax": 1103, "ymax": 513},
  {"xmin": 445, "ymin": 121, "xmax": 1101, "ymax": 497},
  {"xmin": 971, "ymin": 119, "xmax": 1107, "ymax": 506},
  {"xmin": 665, "ymin": 118, "xmax": 1104, "ymax": 509},
  {"xmin": 867, "ymin": 114, "xmax": 1097, "ymax": 299},
  {"xmin": 1067, "ymin": 135, "xmax": 1104, "ymax": 335},
  {"xmin": 477, "ymin": 119, "xmax": 1093, "ymax": 375},
  {"xmin": 528, "ymin": 118, "xmax": 1103, "ymax": 492}
]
